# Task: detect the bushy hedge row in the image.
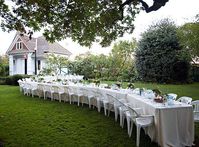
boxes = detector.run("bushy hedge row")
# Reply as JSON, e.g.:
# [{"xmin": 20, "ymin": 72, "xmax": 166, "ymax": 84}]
[{"xmin": 0, "ymin": 74, "xmax": 31, "ymax": 85}]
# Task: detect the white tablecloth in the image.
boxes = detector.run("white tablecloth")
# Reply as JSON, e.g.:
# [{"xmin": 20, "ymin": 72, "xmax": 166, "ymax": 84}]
[{"xmin": 127, "ymin": 94, "xmax": 194, "ymax": 147}]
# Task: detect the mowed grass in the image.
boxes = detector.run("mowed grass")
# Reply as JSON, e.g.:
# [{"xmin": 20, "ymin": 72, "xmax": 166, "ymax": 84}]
[
  {"xmin": 0, "ymin": 85, "xmax": 158, "ymax": 147},
  {"xmin": 0, "ymin": 83, "xmax": 199, "ymax": 146}
]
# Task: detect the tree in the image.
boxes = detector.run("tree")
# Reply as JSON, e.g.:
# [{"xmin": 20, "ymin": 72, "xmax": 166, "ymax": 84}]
[
  {"xmin": 41, "ymin": 54, "xmax": 68, "ymax": 75},
  {"xmin": 177, "ymin": 14, "xmax": 199, "ymax": 58},
  {"xmin": 67, "ymin": 40, "xmax": 137, "ymax": 81},
  {"xmin": 0, "ymin": 0, "xmax": 169, "ymax": 47},
  {"xmin": 0, "ymin": 55, "xmax": 9, "ymax": 76},
  {"xmin": 135, "ymin": 19, "xmax": 191, "ymax": 83},
  {"xmin": 109, "ymin": 39, "xmax": 136, "ymax": 80}
]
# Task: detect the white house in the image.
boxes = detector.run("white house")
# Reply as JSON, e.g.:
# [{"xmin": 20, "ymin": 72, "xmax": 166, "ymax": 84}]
[{"xmin": 6, "ymin": 32, "xmax": 72, "ymax": 75}]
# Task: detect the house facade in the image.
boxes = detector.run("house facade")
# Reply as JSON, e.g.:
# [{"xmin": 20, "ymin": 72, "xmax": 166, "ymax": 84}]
[{"xmin": 6, "ymin": 32, "xmax": 72, "ymax": 75}]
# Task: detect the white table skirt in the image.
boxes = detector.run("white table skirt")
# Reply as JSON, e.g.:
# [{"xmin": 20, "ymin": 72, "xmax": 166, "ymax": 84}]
[{"xmin": 127, "ymin": 94, "xmax": 194, "ymax": 147}]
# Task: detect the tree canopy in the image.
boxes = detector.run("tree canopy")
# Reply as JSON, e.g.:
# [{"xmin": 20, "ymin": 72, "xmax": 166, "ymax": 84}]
[
  {"xmin": 177, "ymin": 14, "xmax": 199, "ymax": 58},
  {"xmin": 0, "ymin": 0, "xmax": 169, "ymax": 47},
  {"xmin": 135, "ymin": 19, "xmax": 191, "ymax": 83}
]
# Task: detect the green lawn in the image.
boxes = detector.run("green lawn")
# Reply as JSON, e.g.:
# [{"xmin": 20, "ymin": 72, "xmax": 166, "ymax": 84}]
[
  {"xmin": 0, "ymin": 85, "xmax": 157, "ymax": 147},
  {"xmin": 0, "ymin": 84, "xmax": 199, "ymax": 146}
]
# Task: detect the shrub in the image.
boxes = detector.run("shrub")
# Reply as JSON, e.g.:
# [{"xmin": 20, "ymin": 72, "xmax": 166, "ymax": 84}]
[
  {"xmin": 4, "ymin": 74, "xmax": 31, "ymax": 86},
  {"xmin": 191, "ymin": 65, "xmax": 199, "ymax": 82},
  {"xmin": 135, "ymin": 19, "xmax": 191, "ymax": 83}
]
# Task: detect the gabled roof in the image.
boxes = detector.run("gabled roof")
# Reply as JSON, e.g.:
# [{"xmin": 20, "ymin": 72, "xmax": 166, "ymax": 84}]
[
  {"xmin": 7, "ymin": 32, "xmax": 72, "ymax": 57},
  {"xmin": 36, "ymin": 36, "xmax": 72, "ymax": 57}
]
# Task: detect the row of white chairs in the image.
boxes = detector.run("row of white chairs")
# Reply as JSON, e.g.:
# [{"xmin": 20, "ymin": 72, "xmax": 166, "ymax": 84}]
[{"xmin": 18, "ymin": 80, "xmax": 199, "ymax": 146}]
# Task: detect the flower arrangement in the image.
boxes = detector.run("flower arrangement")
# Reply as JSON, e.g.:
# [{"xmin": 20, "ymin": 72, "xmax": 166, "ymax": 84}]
[
  {"xmin": 152, "ymin": 89, "xmax": 167, "ymax": 103},
  {"xmin": 152, "ymin": 89, "xmax": 162, "ymax": 97},
  {"xmin": 57, "ymin": 79, "xmax": 62, "ymax": 82},
  {"xmin": 38, "ymin": 77, "xmax": 44, "ymax": 82},
  {"xmin": 127, "ymin": 83, "xmax": 135, "ymax": 89},
  {"xmin": 93, "ymin": 79, "xmax": 100, "ymax": 86}
]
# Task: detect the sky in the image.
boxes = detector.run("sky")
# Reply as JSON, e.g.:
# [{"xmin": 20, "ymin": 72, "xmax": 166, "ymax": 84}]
[{"xmin": 0, "ymin": 0, "xmax": 198, "ymax": 57}]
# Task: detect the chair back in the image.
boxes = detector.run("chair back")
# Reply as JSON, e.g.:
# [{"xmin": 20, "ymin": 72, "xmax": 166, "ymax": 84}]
[
  {"xmin": 106, "ymin": 93, "xmax": 116, "ymax": 105},
  {"xmin": 43, "ymin": 84, "xmax": 51, "ymax": 92},
  {"xmin": 99, "ymin": 84, "xmax": 108, "ymax": 88},
  {"xmin": 192, "ymin": 100, "xmax": 199, "ymax": 112},
  {"xmin": 177, "ymin": 96, "xmax": 192, "ymax": 104},
  {"xmin": 52, "ymin": 85, "xmax": 59, "ymax": 93},
  {"xmin": 127, "ymin": 106, "xmax": 142, "ymax": 118},
  {"xmin": 191, "ymin": 100, "xmax": 199, "ymax": 122},
  {"xmin": 63, "ymin": 86, "xmax": 69, "ymax": 94},
  {"xmin": 132, "ymin": 88, "xmax": 140, "ymax": 95},
  {"xmin": 37, "ymin": 84, "xmax": 44, "ymax": 91}
]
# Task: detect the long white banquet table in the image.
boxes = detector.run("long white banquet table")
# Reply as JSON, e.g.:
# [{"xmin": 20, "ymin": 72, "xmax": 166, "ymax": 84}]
[
  {"xmin": 23, "ymin": 82, "xmax": 194, "ymax": 147},
  {"xmin": 127, "ymin": 94, "xmax": 194, "ymax": 147}
]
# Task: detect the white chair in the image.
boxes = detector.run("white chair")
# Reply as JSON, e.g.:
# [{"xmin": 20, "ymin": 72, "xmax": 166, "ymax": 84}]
[
  {"xmin": 99, "ymin": 83, "xmax": 108, "ymax": 88},
  {"xmin": 72, "ymin": 85, "xmax": 83, "ymax": 106},
  {"xmin": 37, "ymin": 84, "xmax": 44, "ymax": 98},
  {"xmin": 23, "ymin": 82, "xmax": 31, "ymax": 96},
  {"xmin": 191, "ymin": 100, "xmax": 199, "ymax": 122},
  {"xmin": 127, "ymin": 107, "xmax": 154, "ymax": 147},
  {"xmin": 92, "ymin": 88, "xmax": 104, "ymax": 112},
  {"xmin": 167, "ymin": 93, "xmax": 177, "ymax": 100},
  {"xmin": 117, "ymin": 97, "xmax": 130, "ymax": 128},
  {"xmin": 18, "ymin": 80, "xmax": 24, "ymax": 92},
  {"xmin": 106, "ymin": 93, "xmax": 116, "ymax": 117},
  {"xmin": 30, "ymin": 83, "xmax": 38, "ymax": 97},
  {"xmin": 177, "ymin": 96, "xmax": 192, "ymax": 104},
  {"xmin": 61, "ymin": 86, "xmax": 70, "ymax": 102},
  {"xmin": 43, "ymin": 84, "xmax": 52, "ymax": 100},
  {"xmin": 132, "ymin": 88, "xmax": 140, "ymax": 95},
  {"xmin": 80, "ymin": 87, "xmax": 94, "ymax": 107},
  {"xmin": 106, "ymin": 93, "xmax": 121, "ymax": 121},
  {"xmin": 67, "ymin": 86, "xmax": 76, "ymax": 104},
  {"xmin": 74, "ymin": 86, "xmax": 84, "ymax": 106},
  {"xmin": 51, "ymin": 85, "xmax": 61, "ymax": 102}
]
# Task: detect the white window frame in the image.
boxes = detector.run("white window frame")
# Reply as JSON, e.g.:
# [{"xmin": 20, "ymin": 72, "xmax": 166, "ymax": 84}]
[{"xmin": 16, "ymin": 41, "xmax": 23, "ymax": 50}]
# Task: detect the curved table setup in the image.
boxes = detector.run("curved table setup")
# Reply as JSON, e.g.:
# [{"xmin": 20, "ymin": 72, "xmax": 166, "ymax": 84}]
[{"xmin": 18, "ymin": 80, "xmax": 194, "ymax": 147}]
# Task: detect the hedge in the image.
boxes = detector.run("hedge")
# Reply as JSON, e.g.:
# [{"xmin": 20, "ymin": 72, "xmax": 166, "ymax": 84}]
[{"xmin": 0, "ymin": 74, "xmax": 31, "ymax": 86}]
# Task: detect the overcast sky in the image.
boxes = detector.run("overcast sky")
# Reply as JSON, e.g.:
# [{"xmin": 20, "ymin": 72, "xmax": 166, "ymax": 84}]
[{"xmin": 0, "ymin": 0, "xmax": 198, "ymax": 57}]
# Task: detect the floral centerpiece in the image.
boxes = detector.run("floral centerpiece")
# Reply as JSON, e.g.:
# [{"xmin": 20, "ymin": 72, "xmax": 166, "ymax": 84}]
[
  {"xmin": 127, "ymin": 83, "xmax": 135, "ymax": 89},
  {"xmin": 115, "ymin": 81, "xmax": 122, "ymax": 88},
  {"xmin": 152, "ymin": 89, "xmax": 167, "ymax": 103},
  {"xmin": 93, "ymin": 79, "xmax": 100, "ymax": 86}
]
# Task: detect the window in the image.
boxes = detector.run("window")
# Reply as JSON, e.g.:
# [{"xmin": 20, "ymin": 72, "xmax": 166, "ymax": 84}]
[
  {"xmin": 13, "ymin": 60, "xmax": 15, "ymax": 65},
  {"xmin": 16, "ymin": 42, "xmax": 22, "ymax": 49},
  {"xmin": 38, "ymin": 60, "xmax": 41, "ymax": 70}
]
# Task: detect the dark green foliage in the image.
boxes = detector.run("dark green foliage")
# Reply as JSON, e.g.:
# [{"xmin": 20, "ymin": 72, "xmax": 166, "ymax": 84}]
[
  {"xmin": 0, "ymin": 65, "xmax": 9, "ymax": 76},
  {"xmin": 67, "ymin": 40, "xmax": 137, "ymax": 82},
  {"xmin": 0, "ymin": 55, "xmax": 9, "ymax": 77},
  {"xmin": 135, "ymin": 19, "xmax": 191, "ymax": 83},
  {"xmin": 191, "ymin": 65, "xmax": 199, "ymax": 82},
  {"xmin": 177, "ymin": 14, "xmax": 199, "ymax": 58},
  {"xmin": 3, "ymin": 74, "xmax": 31, "ymax": 85},
  {"xmin": 0, "ymin": 1, "xmax": 169, "ymax": 47}
]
